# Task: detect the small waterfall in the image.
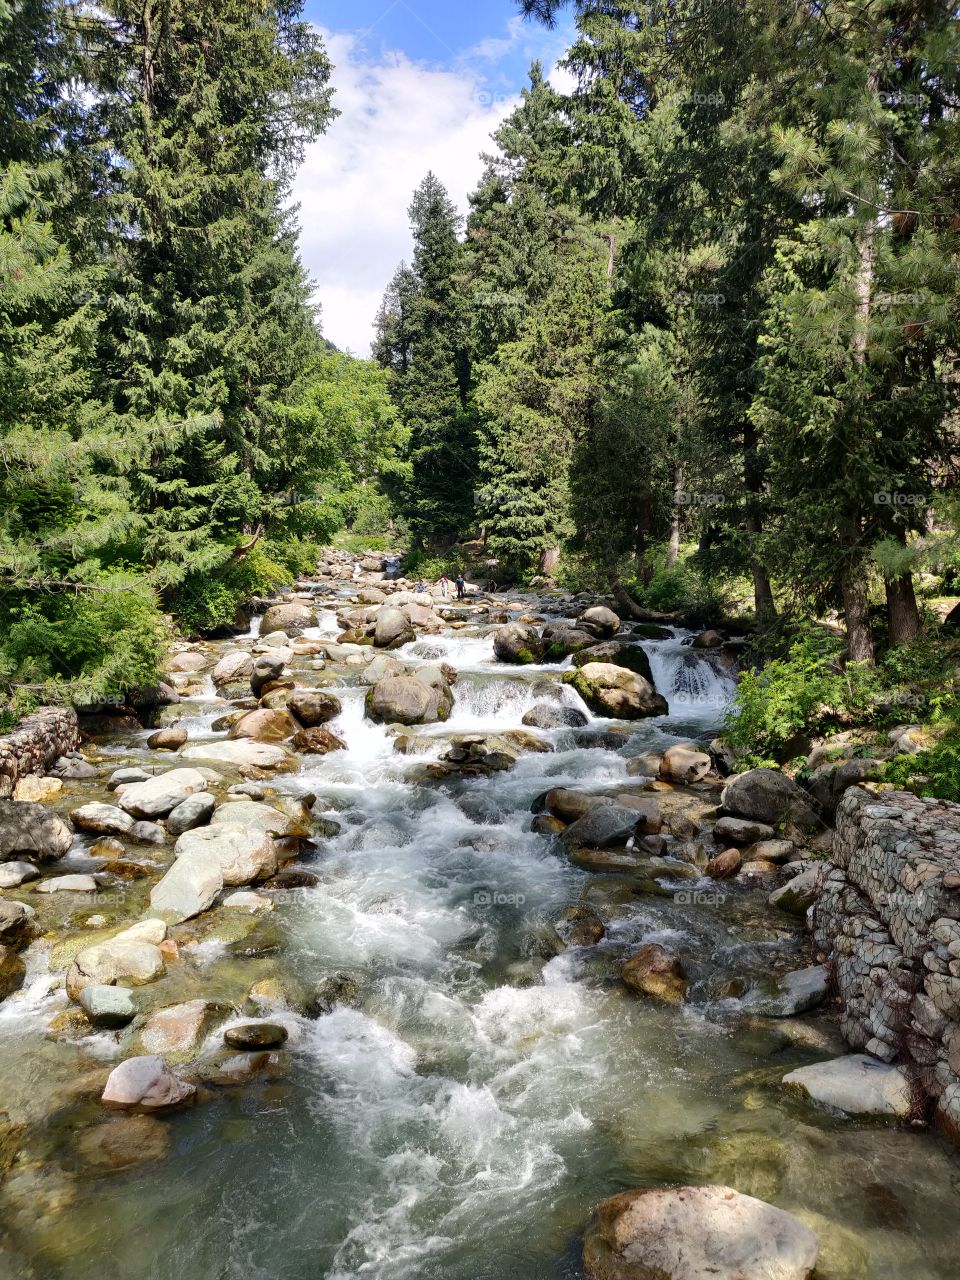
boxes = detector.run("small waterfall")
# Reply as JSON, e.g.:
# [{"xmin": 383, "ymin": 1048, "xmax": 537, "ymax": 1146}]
[{"xmin": 643, "ymin": 633, "xmax": 736, "ymax": 720}]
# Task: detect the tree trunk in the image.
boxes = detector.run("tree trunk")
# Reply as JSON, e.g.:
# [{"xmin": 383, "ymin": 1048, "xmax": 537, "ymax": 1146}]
[
  {"xmin": 752, "ymin": 564, "xmax": 776, "ymax": 624},
  {"xmin": 842, "ymin": 566, "xmax": 875, "ymax": 664},
  {"xmin": 538, "ymin": 545, "xmax": 560, "ymax": 577},
  {"xmin": 666, "ymin": 465, "xmax": 682, "ymax": 567},
  {"xmin": 886, "ymin": 571, "xmax": 921, "ymax": 645}
]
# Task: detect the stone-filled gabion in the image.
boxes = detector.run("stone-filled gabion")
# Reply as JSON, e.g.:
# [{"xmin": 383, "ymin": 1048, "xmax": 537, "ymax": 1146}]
[
  {"xmin": 811, "ymin": 786, "xmax": 960, "ymax": 1138},
  {"xmin": 0, "ymin": 707, "xmax": 80, "ymax": 797}
]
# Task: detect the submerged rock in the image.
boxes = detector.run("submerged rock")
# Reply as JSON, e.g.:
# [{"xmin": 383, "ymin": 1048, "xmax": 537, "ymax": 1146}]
[
  {"xmin": 744, "ymin": 965, "xmax": 829, "ymax": 1017},
  {"xmin": 224, "ymin": 1021, "xmax": 288, "ymax": 1050},
  {"xmin": 76, "ymin": 1115, "xmax": 171, "ymax": 1172},
  {"xmin": 582, "ymin": 1184, "xmax": 819, "ymax": 1280},
  {"xmin": 622, "ymin": 943, "xmax": 687, "ymax": 1004},
  {"xmin": 180, "ymin": 740, "xmax": 295, "ymax": 771}
]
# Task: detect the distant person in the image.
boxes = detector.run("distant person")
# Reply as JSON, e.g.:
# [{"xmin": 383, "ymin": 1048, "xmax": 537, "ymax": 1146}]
[
  {"xmin": 415, "ymin": 579, "xmax": 426, "ymax": 593},
  {"xmin": 437, "ymin": 575, "xmax": 450, "ymax": 598},
  {"xmin": 455, "ymin": 573, "xmax": 466, "ymax": 600},
  {"xmin": 352, "ymin": 561, "xmax": 361, "ymax": 581}
]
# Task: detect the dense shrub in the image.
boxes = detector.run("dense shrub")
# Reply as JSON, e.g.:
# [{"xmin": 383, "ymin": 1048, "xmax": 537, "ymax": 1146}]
[{"xmin": 175, "ymin": 547, "xmax": 292, "ymax": 635}]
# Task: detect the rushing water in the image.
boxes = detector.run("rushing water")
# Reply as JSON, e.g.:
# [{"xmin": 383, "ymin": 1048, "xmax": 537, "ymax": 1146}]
[{"xmin": 2, "ymin": 596, "xmax": 959, "ymax": 1280}]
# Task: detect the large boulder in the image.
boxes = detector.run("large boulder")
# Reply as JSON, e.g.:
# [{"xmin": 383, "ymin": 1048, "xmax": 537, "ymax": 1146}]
[
  {"xmin": 583, "ymin": 1185, "xmax": 819, "ymax": 1280},
  {"xmin": 228, "ymin": 708, "xmax": 297, "ymax": 743},
  {"xmin": 493, "ymin": 623, "xmax": 544, "ymax": 665},
  {"xmin": 66, "ymin": 921, "xmax": 166, "ymax": 999},
  {"xmin": 149, "ymin": 848, "xmax": 223, "ymax": 923},
  {"xmin": 210, "ymin": 801, "xmax": 304, "ymax": 838},
  {"xmin": 180, "ymin": 740, "xmax": 294, "ymax": 771},
  {"xmin": 522, "ymin": 704, "xmax": 589, "ymax": 731},
  {"xmin": 576, "ymin": 605, "xmax": 620, "ymax": 639},
  {"xmin": 286, "ymin": 690, "xmax": 342, "ymax": 727},
  {"xmin": 291, "ymin": 727, "xmax": 346, "ymax": 754},
  {"xmin": 211, "ymin": 650, "xmax": 253, "ymax": 688},
  {"xmin": 0, "ymin": 900, "xmax": 37, "ymax": 949},
  {"xmin": 0, "ymin": 800, "xmax": 73, "ymax": 863},
  {"xmin": 166, "ymin": 792, "xmax": 216, "ymax": 836},
  {"xmin": 721, "ymin": 768, "xmax": 820, "ymax": 832},
  {"xmin": 116, "ymin": 768, "xmax": 208, "ymax": 820},
  {"xmin": 572, "ymin": 641, "xmax": 653, "ymax": 684},
  {"xmin": 360, "ymin": 654, "xmax": 407, "ymax": 685},
  {"xmin": 540, "ymin": 625, "xmax": 596, "ymax": 661},
  {"xmin": 101, "ymin": 1055, "xmax": 196, "ymax": 1111},
  {"xmin": 374, "ymin": 607, "xmax": 415, "ymax": 650},
  {"xmin": 250, "ymin": 650, "xmax": 289, "ymax": 696},
  {"xmin": 806, "ymin": 757, "xmax": 884, "ymax": 817},
  {"xmin": 366, "ymin": 676, "xmax": 452, "ymax": 725},
  {"xmin": 259, "ymin": 602, "xmax": 316, "ymax": 636},
  {"xmin": 713, "ymin": 816, "xmax": 776, "ymax": 845},
  {"xmin": 174, "ymin": 824, "xmax": 278, "ymax": 885},
  {"xmin": 561, "ymin": 803, "xmax": 641, "ymax": 851},
  {"xmin": 768, "ymin": 867, "xmax": 820, "ymax": 916},
  {"xmin": 783, "ymin": 1054, "xmax": 914, "ymax": 1117},
  {"xmin": 563, "ymin": 663, "xmax": 668, "ymax": 720}
]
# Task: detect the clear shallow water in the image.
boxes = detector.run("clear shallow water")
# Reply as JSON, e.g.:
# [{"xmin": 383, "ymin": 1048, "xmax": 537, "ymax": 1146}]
[{"xmin": 3, "ymin": 600, "xmax": 960, "ymax": 1280}]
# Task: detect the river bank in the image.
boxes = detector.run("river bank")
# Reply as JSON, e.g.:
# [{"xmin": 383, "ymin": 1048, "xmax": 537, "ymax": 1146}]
[{"xmin": 0, "ymin": 559, "xmax": 958, "ymax": 1279}]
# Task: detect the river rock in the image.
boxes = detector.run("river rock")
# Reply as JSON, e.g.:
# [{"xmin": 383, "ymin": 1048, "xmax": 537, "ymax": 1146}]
[
  {"xmin": 166, "ymin": 792, "xmax": 216, "ymax": 835},
  {"xmin": 539, "ymin": 625, "xmax": 594, "ymax": 659},
  {"xmin": 553, "ymin": 905, "xmax": 605, "ymax": 948},
  {"xmin": 116, "ymin": 768, "xmax": 208, "ymax": 819},
  {"xmin": 721, "ymin": 768, "xmax": 820, "ymax": 832},
  {"xmin": 622, "ymin": 944, "xmax": 687, "ymax": 1004},
  {"xmin": 101, "ymin": 1055, "xmax": 195, "ymax": 1111},
  {"xmin": 250, "ymin": 651, "xmax": 289, "ymax": 696},
  {"xmin": 49, "ymin": 754, "xmax": 98, "ymax": 779},
  {"xmin": 768, "ymin": 867, "xmax": 820, "ymax": 916},
  {"xmin": 366, "ymin": 675, "xmax": 451, "ymax": 725},
  {"xmin": 35, "ymin": 873, "xmax": 99, "ymax": 893},
  {"xmin": 166, "ymin": 650, "xmax": 208, "ymax": 674},
  {"xmin": 13, "ymin": 775, "xmax": 62, "ymax": 803},
  {"xmin": 180, "ymin": 740, "xmax": 294, "ymax": 771},
  {"xmin": 660, "ymin": 743, "xmax": 712, "ymax": 784},
  {"xmin": 572, "ymin": 641, "xmax": 653, "ymax": 685},
  {"xmin": 291, "ymin": 726, "xmax": 347, "ymax": 754},
  {"xmin": 782, "ymin": 1053, "xmax": 914, "ymax": 1116},
  {"xmin": 175, "ymin": 823, "xmax": 278, "ymax": 885},
  {"xmin": 706, "ymin": 848, "xmax": 741, "ymax": 879},
  {"xmin": 563, "ymin": 663, "xmax": 668, "ymax": 720},
  {"xmin": 0, "ymin": 901, "xmax": 35, "ymax": 949},
  {"xmin": 224, "ymin": 1021, "xmax": 288, "ymax": 1049},
  {"xmin": 140, "ymin": 1000, "xmax": 218, "ymax": 1058},
  {"xmin": 0, "ymin": 946, "xmax": 25, "ymax": 1001},
  {"xmin": 77, "ymin": 983, "xmax": 139, "ymax": 1028},
  {"xmin": 522, "ymin": 704, "xmax": 589, "ymax": 730},
  {"xmin": 149, "ymin": 848, "xmax": 223, "ymax": 923},
  {"xmin": 287, "ymin": 690, "xmax": 342, "ymax": 727},
  {"xmin": 0, "ymin": 800, "xmax": 73, "ymax": 862},
  {"xmin": 360, "ymin": 654, "xmax": 407, "ymax": 685},
  {"xmin": 713, "ymin": 816, "xmax": 776, "ymax": 845},
  {"xmin": 374, "ymin": 606, "xmax": 415, "ymax": 649},
  {"xmin": 228, "ymin": 708, "xmax": 297, "ymax": 743},
  {"xmin": 260, "ymin": 602, "xmax": 316, "ymax": 635},
  {"xmin": 544, "ymin": 788, "xmax": 594, "ymax": 823},
  {"xmin": 582, "ymin": 1184, "xmax": 819, "ymax": 1280},
  {"xmin": 129, "ymin": 820, "xmax": 167, "ymax": 845},
  {"xmin": 147, "ymin": 726, "xmax": 188, "ymax": 751},
  {"xmin": 807, "ymin": 757, "xmax": 884, "ymax": 816},
  {"xmin": 744, "ymin": 966, "xmax": 829, "ymax": 1017},
  {"xmin": 493, "ymin": 622, "xmax": 544, "ymax": 665},
  {"xmin": 211, "ymin": 801, "xmax": 303, "ymax": 838},
  {"xmin": 70, "ymin": 802, "xmax": 135, "ymax": 837},
  {"xmin": 576, "ymin": 605, "xmax": 620, "ymax": 639},
  {"xmin": 212, "ymin": 650, "xmax": 253, "ymax": 687},
  {"xmin": 561, "ymin": 804, "xmax": 640, "ymax": 851},
  {"xmin": 67, "ymin": 923, "xmax": 167, "ymax": 998},
  {"xmin": 108, "ymin": 766, "xmax": 152, "ymax": 790},
  {"xmin": 0, "ymin": 861, "xmax": 39, "ymax": 889}
]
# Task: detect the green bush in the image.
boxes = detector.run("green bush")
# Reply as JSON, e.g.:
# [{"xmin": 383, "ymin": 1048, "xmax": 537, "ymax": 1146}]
[
  {"xmin": 629, "ymin": 547, "xmax": 738, "ymax": 616},
  {"xmin": 175, "ymin": 546, "xmax": 292, "ymax": 635},
  {"xmin": 884, "ymin": 696, "xmax": 960, "ymax": 801},
  {"xmin": 0, "ymin": 577, "xmax": 167, "ymax": 705}
]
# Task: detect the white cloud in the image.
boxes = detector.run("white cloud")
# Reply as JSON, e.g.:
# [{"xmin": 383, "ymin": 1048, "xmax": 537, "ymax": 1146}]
[
  {"xmin": 293, "ymin": 30, "xmax": 519, "ymax": 358},
  {"xmin": 292, "ymin": 19, "xmax": 576, "ymax": 358}
]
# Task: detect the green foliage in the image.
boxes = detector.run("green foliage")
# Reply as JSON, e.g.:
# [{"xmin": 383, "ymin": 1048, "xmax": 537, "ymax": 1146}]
[
  {"xmin": 175, "ymin": 547, "xmax": 291, "ymax": 636},
  {"xmin": 630, "ymin": 547, "xmax": 736, "ymax": 616},
  {"xmin": 403, "ymin": 548, "xmax": 468, "ymax": 582},
  {"xmin": 885, "ymin": 703, "xmax": 960, "ymax": 803},
  {"xmin": 0, "ymin": 578, "xmax": 167, "ymax": 704}
]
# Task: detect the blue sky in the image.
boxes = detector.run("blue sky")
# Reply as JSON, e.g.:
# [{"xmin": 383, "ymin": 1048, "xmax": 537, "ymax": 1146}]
[{"xmin": 292, "ymin": 1, "xmax": 576, "ymax": 354}]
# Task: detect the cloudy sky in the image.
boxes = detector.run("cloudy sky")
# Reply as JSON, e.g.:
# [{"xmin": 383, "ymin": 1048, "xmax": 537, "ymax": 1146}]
[{"xmin": 295, "ymin": 0, "xmax": 577, "ymax": 356}]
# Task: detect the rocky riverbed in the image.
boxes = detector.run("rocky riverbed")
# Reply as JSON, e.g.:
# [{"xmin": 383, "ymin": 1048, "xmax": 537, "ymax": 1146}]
[{"xmin": 0, "ymin": 555, "xmax": 958, "ymax": 1279}]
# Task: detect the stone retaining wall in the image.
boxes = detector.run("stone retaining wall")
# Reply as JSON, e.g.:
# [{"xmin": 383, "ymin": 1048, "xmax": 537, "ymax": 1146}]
[
  {"xmin": 0, "ymin": 707, "xmax": 80, "ymax": 798},
  {"xmin": 812, "ymin": 785, "xmax": 960, "ymax": 1137}
]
